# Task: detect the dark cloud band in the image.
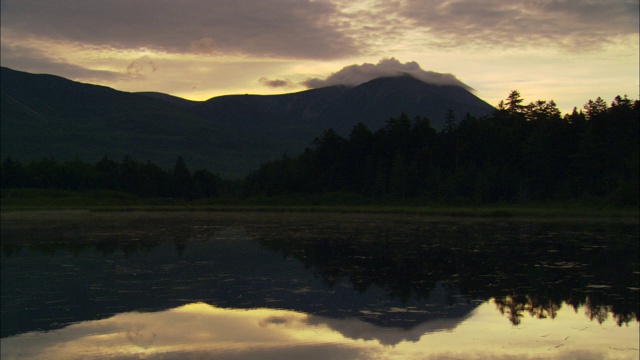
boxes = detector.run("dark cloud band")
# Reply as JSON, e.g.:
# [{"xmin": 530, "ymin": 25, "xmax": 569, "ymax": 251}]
[
  {"xmin": 2, "ymin": 0, "xmax": 636, "ymax": 62},
  {"xmin": 0, "ymin": 0, "xmax": 360, "ymax": 59},
  {"xmin": 399, "ymin": 0, "xmax": 639, "ymax": 50}
]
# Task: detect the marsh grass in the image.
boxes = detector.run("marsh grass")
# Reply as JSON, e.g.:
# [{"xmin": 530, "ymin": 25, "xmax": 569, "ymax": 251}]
[{"xmin": 1, "ymin": 188, "xmax": 637, "ymax": 220}]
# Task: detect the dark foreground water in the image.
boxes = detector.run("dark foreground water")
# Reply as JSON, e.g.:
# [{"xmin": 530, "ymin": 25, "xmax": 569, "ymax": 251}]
[{"xmin": 1, "ymin": 211, "xmax": 638, "ymax": 359}]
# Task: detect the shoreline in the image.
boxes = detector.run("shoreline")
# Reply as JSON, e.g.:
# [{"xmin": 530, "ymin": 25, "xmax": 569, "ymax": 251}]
[{"xmin": 2, "ymin": 204, "xmax": 638, "ymax": 222}]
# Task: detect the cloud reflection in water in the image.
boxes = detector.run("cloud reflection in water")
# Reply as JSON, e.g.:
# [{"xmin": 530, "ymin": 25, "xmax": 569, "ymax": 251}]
[{"xmin": 2, "ymin": 301, "xmax": 637, "ymax": 360}]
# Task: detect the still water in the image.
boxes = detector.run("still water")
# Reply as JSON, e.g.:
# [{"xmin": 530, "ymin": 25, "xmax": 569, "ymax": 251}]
[{"xmin": 1, "ymin": 211, "xmax": 638, "ymax": 359}]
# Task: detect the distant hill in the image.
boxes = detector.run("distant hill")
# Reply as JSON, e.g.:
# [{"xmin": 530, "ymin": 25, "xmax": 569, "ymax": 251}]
[
  {"xmin": 1, "ymin": 67, "xmax": 494, "ymax": 178},
  {"xmin": 135, "ymin": 92, "xmax": 199, "ymax": 108},
  {"xmin": 1, "ymin": 67, "xmax": 251, "ymax": 178}
]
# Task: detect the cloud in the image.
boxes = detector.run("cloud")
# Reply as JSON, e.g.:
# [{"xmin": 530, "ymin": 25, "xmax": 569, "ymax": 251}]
[
  {"xmin": 302, "ymin": 57, "xmax": 473, "ymax": 90},
  {"xmin": 1, "ymin": 0, "xmax": 635, "ymax": 72},
  {"xmin": 0, "ymin": 41, "xmax": 126, "ymax": 82},
  {"xmin": 1, "ymin": 0, "xmax": 636, "ymax": 65},
  {"xmin": 259, "ymin": 77, "xmax": 294, "ymax": 88},
  {"xmin": 127, "ymin": 56, "xmax": 157, "ymax": 76},
  {"xmin": 190, "ymin": 37, "xmax": 222, "ymax": 56},
  {"xmin": 397, "ymin": 0, "xmax": 639, "ymax": 51},
  {"xmin": 0, "ymin": 0, "xmax": 361, "ymax": 59}
]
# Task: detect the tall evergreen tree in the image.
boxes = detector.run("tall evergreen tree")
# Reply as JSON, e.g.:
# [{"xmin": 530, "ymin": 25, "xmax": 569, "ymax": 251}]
[{"xmin": 171, "ymin": 156, "xmax": 192, "ymax": 198}]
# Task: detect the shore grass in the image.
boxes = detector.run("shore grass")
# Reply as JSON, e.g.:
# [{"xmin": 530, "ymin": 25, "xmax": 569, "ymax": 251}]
[{"xmin": 1, "ymin": 188, "xmax": 638, "ymax": 220}]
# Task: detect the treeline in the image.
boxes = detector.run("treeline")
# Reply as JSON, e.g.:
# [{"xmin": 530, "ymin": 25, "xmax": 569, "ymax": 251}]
[
  {"xmin": 244, "ymin": 92, "xmax": 639, "ymax": 205},
  {"xmin": 1, "ymin": 155, "xmax": 224, "ymax": 199},
  {"xmin": 2, "ymin": 92, "xmax": 638, "ymax": 206}
]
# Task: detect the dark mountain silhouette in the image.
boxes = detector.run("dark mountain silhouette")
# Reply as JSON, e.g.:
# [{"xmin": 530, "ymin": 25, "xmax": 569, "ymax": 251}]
[
  {"xmin": 1, "ymin": 67, "xmax": 242, "ymax": 175},
  {"xmin": 1, "ymin": 67, "xmax": 494, "ymax": 178},
  {"xmin": 314, "ymin": 75, "xmax": 494, "ymax": 133},
  {"xmin": 136, "ymin": 91, "xmax": 199, "ymax": 108}
]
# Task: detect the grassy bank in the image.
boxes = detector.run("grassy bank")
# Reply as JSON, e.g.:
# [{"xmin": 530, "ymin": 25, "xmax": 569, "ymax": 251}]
[{"xmin": 1, "ymin": 188, "xmax": 638, "ymax": 220}]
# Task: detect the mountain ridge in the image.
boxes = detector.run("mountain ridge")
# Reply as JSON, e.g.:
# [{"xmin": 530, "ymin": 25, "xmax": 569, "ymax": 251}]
[{"xmin": 1, "ymin": 67, "xmax": 495, "ymax": 178}]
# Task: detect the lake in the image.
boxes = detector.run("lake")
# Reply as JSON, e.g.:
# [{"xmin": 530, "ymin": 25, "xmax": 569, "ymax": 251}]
[{"xmin": 1, "ymin": 211, "xmax": 638, "ymax": 359}]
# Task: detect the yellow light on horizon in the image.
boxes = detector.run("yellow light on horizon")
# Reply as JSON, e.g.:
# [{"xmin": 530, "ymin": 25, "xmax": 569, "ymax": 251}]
[{"xmin": 2, "ymin": 301, "xmax": 637, "ymax": 360}]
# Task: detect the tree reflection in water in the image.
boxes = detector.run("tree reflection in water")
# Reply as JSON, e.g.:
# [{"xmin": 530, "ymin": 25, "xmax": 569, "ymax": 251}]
[
  {"xmin": 494, "ymin": 295, "xmax": 559, "ymax": 326},
  {"xmin": 250, "ymin": 216, "xmax": 639, "ymax": 327},
  {"xmin": 1, "ymin": 212, "xmax": 638, "ymax": 335}
]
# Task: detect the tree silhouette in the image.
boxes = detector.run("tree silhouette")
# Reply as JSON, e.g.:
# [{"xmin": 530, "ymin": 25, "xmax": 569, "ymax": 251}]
[
  {"xmin": 171, "ymin": 156, "xmax": 192, "ymax": 198},
  {"xmin": 242, "ymin": 92, "xmax": 638, "ymax": 206}
]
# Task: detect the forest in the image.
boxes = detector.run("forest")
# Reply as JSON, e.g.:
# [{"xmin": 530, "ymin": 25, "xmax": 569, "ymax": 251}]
[
  {"xmin": 1, "ymin": 92, "xmax": 638, "ymax": 206},
  {"xmin": 0, "ymin": 155, "xmax": 223, "ymax": 200},
  {"xmin": 244, "ymin": 92, "xmax": 639, "ymax": 206}
]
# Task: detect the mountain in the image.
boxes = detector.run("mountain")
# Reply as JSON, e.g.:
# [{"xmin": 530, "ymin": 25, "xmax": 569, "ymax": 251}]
[
  {"xmin": 184, "ymin": 75, "xmax": 494, "ymax": 143},
  {"xmin": 315, "ymin": 76, "xmax": 494, "ymax": 133},
  {"xmin": 1, "ymin": 67, "xmax": 249, "ymax": 178},
  {"xmin": 1, "ymin": 67, "xmax": 494, "ymax": 178},
  {"xmin": 135, "ymin": 91, "xmax": 199, "ymax": 108}
]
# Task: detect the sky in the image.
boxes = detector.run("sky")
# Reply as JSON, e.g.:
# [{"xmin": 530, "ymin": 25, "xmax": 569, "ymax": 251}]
[{"xmin": 1, "ymin": 0, "xmax": 638, "ymax": 114}]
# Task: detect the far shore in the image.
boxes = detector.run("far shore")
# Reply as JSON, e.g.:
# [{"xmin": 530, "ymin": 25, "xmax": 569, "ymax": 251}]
[
  {"xmin": 2, "ymin": 188, "xmax": 638, "ymax": 221},
  {"xmin": 2, "ymin": 204, "xmax": 638, "ymax": 223}
]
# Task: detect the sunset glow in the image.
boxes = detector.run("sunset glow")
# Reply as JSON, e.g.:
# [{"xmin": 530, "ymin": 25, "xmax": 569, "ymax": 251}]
[
  {"xmin": 2, "ymin": 301, "xmax": 637, "ymax": 360},
  {"xmin": 1, "ymin": 0, "xmax": 638, "ymax": 112}
]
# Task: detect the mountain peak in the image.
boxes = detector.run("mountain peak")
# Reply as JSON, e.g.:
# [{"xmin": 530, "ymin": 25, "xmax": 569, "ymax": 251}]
[
  {"xmin": 356, "ymin": 73, "xmax": 475, "ymax": 92},
  {"xmin": 301, "ymin": 57, "xmax": 473, "ymax": 91},
  {"xmin": 313, "ymin": 75, "xmax": 492, "ymax": 134}
]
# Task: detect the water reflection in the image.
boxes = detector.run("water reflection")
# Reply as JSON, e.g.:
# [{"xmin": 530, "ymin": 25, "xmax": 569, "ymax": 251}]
[
  {"xmin": 2, "ymin": 301, "xmax": 637, "ymax": 360},
  {"xmin": 250, "ymin": 214, "xmax": 639, "ymax": 327},
  {"xmin": 1, "ymin": 211, "xmax": 638, "ymax": 358}
]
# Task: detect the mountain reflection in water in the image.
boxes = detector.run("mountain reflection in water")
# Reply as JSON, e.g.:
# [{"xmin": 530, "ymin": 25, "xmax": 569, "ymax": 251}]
[
  {"xmin": 1, "ymin": 211, "xmax": 638, "ymax": 359},
  {"xmin": 2, "ymin": 301, "xmax": 638, "ymax": 360}
]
